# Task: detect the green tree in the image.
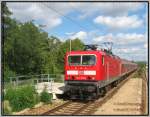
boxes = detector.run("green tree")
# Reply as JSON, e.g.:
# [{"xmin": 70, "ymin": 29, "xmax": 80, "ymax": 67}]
[
  {"xmin": 3, "ymin": 3, "xmax": 85, "ymax": 80},
  {"xmin": 42, "ymin": 36, "xmax": 62, "ymax": 74},
  {"xmin": 56, "ymin": 38, "xmax": 84, "ymax": 73},
  {"xmin": 3, "ymin": 2, "xmax": 17, "ymax": 81},
  {"xmin": 10, "ymin": 22, "xmax": 50, "ymax": 75}
]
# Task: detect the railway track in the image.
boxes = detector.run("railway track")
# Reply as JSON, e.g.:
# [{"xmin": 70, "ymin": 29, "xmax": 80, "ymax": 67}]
[{"xmin": 42, "ymin": 72, "xmax": 135, "ymax": 115}]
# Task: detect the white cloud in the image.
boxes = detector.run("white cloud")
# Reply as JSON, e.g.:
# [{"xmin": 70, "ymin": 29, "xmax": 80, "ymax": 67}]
[
  {"xmin": 7, "ymin": 2, "xmax": 144, "ymax": 30},
  {"xmin": 144, "ymin": 43, "xmax": 147, "ymax": 49},
  {"xmin": 93, "ymin": 33, "xmax": 146, "ymax": 45},
  {"xmin": 94, "ymin": 15, "xmax": 143, "ymax": 29},
  {"xmin": 46, "ymin": 18, "xmax": 62, "ymax": 29},
  {"xmin": 65, "ymin": 32, "xmax": 75, "ymax": 36},
  {"xmin": 69, "ymin": 31, "xmax": 87, "ymax": 40},
  {"xmin": 74, "ymin": 2, "xmax": 143, "ymax": 19},
  {"xmin": 114, "ymin": 48, "xmax": 140, "ymax": 54},
  {"xmin": 114, "ymin": 47, "xmax": 147, "ymax": 61},
  {"xmin": 116, "ymin": 33, "xmax": 145, "ymax": 45},
  {"xmin": 92, "ymin": 33, "xmax": 147, "ymax": 61},
  {"xmin": 7, "ymin": 3, "xmax": 63, "ymax": 29},
  {"xmin": 93, "ymin": 33, "xmax": 113, "ymax": 42}
]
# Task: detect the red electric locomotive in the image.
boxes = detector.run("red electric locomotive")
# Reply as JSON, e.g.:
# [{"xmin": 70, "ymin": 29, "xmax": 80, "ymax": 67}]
[{"xmin": 64, "ymin": 44, "xmax": 137, "ymax": 100}]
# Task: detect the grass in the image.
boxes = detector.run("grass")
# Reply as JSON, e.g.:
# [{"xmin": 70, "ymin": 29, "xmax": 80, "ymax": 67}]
[{"xmin": 133, "ymin": 64, "xmax": 146, "ymax": 78}]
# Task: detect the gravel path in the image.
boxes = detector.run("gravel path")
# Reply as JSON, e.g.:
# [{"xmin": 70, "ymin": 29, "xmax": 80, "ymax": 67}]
[{"xmin": 94, "ymin": 78, "xmax": 142, "ymax": 115}]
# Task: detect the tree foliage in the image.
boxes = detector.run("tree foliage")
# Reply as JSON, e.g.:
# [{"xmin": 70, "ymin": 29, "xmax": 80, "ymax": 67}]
[
  {"xmin": 56, "ymin": 39, "xmax": 84, "ymax": 73},
  {"xmin": 3, "ymin": 3, "xmax": 84, "ymax": 81}
]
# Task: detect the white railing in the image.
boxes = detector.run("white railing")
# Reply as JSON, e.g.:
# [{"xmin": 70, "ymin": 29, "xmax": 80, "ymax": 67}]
[{"xmin": 5, "ymin": 74, "xmax": 64, "ymax": 88}]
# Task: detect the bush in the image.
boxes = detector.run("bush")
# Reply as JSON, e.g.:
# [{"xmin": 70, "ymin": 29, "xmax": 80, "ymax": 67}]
[
  {"xmin": 4, "ymin": 85, "xmax": 39, "ymax": 112},
  {"xmin": 40, "ymin": 90, "xmax": 52, "ymax": 104},
  {"xmin": 4, "ymin": 66, "xmax": 16, "ymax": 82}
]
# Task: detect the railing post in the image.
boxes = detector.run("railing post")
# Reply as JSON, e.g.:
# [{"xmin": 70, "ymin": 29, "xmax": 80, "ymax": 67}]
[
  {"xmin": 48, "ymin": 74, "xmax": 49, "ymax": 82},
  {"xmin": 50, "ymin": 78, "xmax": 52, "ymax": 92},
  {"xmin": 16, "ymin": 77, "xmax": 18, "ymax": 87}
]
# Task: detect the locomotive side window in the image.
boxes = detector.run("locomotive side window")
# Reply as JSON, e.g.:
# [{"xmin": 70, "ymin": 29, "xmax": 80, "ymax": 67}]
[
  {"xmin": 68, "ymin": 56, "xmax": 81, "ymax": 65},
  {"xmin": 102, "ymin": 55, "xmax": 104, "ymax": 65},
  {"xmin": 82, "ymin": 55, "xmax": 96, "ymax": 65}
]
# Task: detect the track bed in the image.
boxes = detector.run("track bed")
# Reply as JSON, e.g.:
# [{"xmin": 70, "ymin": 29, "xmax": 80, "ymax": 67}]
[{"xmin": 42, "ymin": 71, "xmax": 132, "ymax": 115}]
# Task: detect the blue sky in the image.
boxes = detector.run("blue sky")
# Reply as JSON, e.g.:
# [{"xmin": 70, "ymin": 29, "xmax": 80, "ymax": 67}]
[{"xmin": 7, "ymin": 2, "xmax": 148, "ymax": 61}]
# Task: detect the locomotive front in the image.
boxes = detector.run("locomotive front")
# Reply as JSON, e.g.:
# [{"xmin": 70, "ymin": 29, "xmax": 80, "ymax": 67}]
[{"xmin": 64, "ymin": 51, "xmax": 102, "ymax": 100}]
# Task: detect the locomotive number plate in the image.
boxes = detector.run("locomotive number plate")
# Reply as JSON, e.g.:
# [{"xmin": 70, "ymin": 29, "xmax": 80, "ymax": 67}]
[{"xmin": 78, "ymin": 71, "xmax": 84, "ymax": 75}]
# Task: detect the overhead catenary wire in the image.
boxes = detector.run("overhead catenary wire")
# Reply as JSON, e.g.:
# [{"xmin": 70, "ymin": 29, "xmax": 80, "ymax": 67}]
[
  {"xmin": 42, "ymin": 3, "xmax": 90, "ymax": 52},
  {"xmin": 43, "ymin": 3, "xmax": 89, "ymax": 31},
  {"xmin": 69, "ymin": 3, "xmax": 101, "ymax": 32},
  {"xmin": 39, "ymin": 4, "xmax": 147, "ymax": 60}
]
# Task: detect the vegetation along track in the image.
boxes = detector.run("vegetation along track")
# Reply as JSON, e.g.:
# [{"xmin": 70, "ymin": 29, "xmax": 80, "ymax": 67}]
[
  {"xmin": 42, "ymin": 71, "xmax": 135, "ymax": 115},
  {"xmin": 141, "ymin": 68, "xmax": 148, "ymax": 115}
]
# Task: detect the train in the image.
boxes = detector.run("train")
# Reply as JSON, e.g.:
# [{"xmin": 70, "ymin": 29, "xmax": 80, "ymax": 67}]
[{"xmin": 64, "ymin": 44, "xmax": 138, "ymax": 100}]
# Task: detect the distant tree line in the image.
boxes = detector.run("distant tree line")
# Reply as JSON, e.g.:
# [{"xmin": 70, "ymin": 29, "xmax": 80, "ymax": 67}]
[{"xmin": 3, "ymin": 3, "xmax": 84, "ymax": 81}]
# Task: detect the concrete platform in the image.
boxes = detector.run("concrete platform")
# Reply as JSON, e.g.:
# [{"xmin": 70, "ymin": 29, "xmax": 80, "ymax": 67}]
[
  {"xmin": 94, "ymin": 78, "xmax": 143, "ymax": 115},
  {"xmin": 35, "ymin": 82, "xmax": 65, "ymax": 95}
]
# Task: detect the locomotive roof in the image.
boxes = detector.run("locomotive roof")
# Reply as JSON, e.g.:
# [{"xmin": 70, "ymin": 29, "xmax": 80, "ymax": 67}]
[
  {"xmin": 66, "ymin": 50, "xmax": 136, "ymax": 65},
  {"xmin": 67, "ymin": 50, "xmax": 119, "ymax": 57},
  {"xmin": 66, "ymin": 50, "xmax": 106, "ymax": 55}
]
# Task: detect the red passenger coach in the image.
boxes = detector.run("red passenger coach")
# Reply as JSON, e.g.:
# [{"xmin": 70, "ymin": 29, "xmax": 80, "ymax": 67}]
[{"xmin": 64, "ymin": 44, "xmax": 137, "ymax": 100}]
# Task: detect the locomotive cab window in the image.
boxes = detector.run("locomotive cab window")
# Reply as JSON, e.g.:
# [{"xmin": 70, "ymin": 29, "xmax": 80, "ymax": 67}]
[
  {"xmin": 82, "ymin": 55, "xmax": 96, "ymax": 65},
  {"xmin": 68, "ymin": 55, "xmax": 81, "ymax": 65},
  {"xmin": 68, "ymin": 55, "xmax": 96, "ymax": 66}
]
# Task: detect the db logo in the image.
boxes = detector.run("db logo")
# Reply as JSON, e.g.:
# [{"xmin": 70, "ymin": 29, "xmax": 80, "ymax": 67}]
[{"xmin": 78, "ymin": 71, "xmax": 84, "ymax": 75}]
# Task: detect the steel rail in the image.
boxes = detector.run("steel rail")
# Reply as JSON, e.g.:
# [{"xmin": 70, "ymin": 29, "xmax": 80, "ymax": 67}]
[{"xmin": 41, "ymin": 71, "xmax": 136, "ymax": 115}]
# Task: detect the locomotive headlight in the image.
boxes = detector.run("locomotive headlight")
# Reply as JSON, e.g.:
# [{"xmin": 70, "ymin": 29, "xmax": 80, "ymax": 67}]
[{"xmin": 92, "ymin": 77, "xmax": 95, "ymax": 80}]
